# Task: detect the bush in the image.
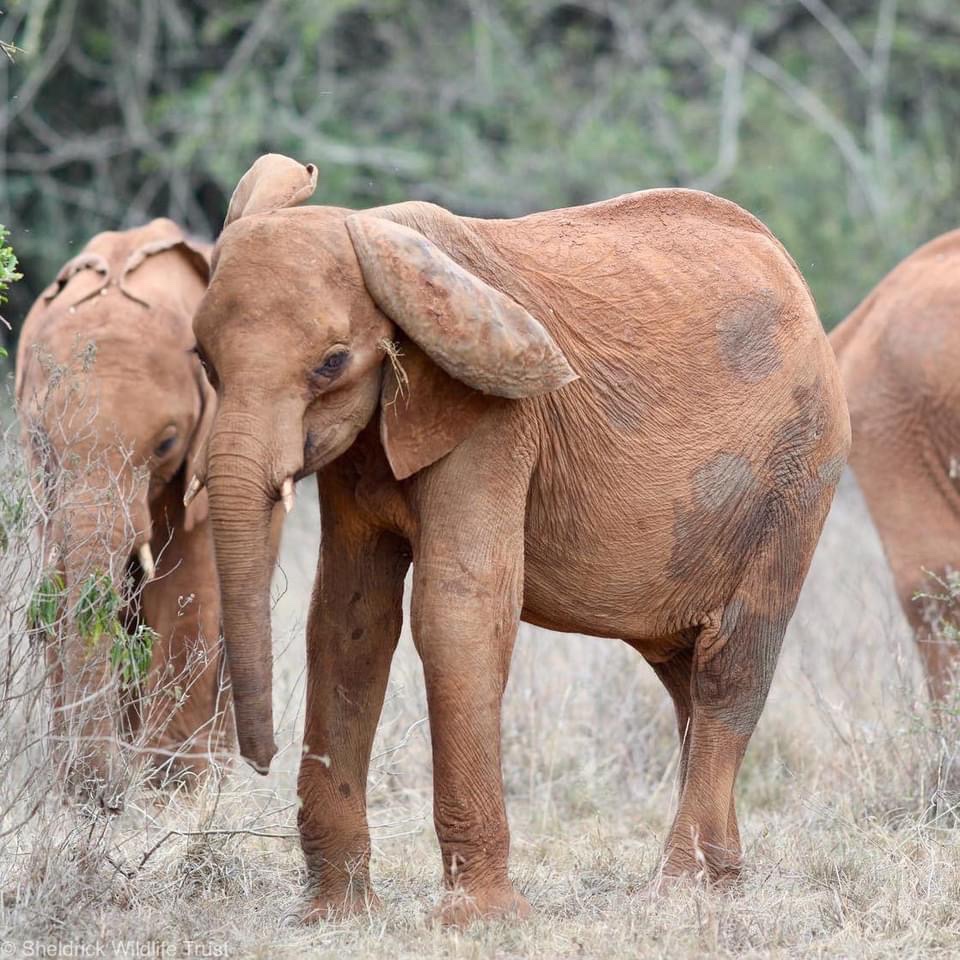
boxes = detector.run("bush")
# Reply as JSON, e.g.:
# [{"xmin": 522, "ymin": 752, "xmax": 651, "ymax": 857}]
[{"xmin": 0, "ymin": 225, "xmax": 22, "ymax": 358}]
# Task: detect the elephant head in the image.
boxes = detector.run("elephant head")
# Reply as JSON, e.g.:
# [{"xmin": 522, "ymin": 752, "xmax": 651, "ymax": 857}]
[
  {"xmin": 191, "ymin": 154, "xmax": 575, "ymax": 773},
  {"xmin": 16, "ymin": 218, "xmax": 215, "ymax": 804}
]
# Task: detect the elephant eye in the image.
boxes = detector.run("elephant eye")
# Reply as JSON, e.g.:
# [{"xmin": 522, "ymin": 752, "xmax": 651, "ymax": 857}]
[
  {"xmin": 154, "ymin": 435, "xmax": 177, "ymax": 459},
  {"xmin": 314, "ymin": 350, "xmax": 350, "ymax": 379},
  {"xmin": 191, "ymin": 344, "xmax": 219, "ymax": 387}
]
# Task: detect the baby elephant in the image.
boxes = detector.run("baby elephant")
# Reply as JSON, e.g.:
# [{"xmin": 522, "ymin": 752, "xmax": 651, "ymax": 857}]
[
  {"xmin": 191, "ymin": 155, "xmax": 850, "ymax": 924},
  {"xmin": 16, "ymin": 218, "xmax": 233, "ymax": 808}
]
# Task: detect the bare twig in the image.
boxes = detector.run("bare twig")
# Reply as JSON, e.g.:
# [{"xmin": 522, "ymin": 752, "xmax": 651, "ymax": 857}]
[
  {"xmin": 797, "ymin": 0, "xmax": 871, "ymax": 77},
  {"xmin": 686, "ymin": 9, "xmax": 884, "ymax": 218},
  {"xmin": 378, "ymin": 338, "xmax": 410, "ymax": 407},
  {"xmin": 689, "ymin": 24, "xmax": 752, "ymax": 192},
  {"xmin": 0, "ymin": 0, "xmax": 77, "ymax": 134}
]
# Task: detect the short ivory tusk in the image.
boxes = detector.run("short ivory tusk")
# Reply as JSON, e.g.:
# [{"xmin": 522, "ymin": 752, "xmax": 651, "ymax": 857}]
[
  {"xmin": 183, "ymin": 475, "xmax": 202, "ymax": 507},
  {"xmin": 138, "ymin": 543, "xmax": 156, "ymax": 581},
  {"xmin": 281, "ymin": 477, "xmax": 295, "ymax": 514}
]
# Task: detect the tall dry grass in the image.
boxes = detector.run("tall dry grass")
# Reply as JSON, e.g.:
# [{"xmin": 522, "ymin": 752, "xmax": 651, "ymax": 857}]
[{"xmin": 2, "ymin": 410, "xmax": 960, "ymax": 959}]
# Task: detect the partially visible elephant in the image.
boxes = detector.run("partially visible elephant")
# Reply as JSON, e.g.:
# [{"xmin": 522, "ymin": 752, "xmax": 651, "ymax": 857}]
[
  {"xmin": 16, "ymin": 218, "xmax": 234, "ymax": 808},
  {"xmin": 831, "ymin": 229, "xmax": 960, "ymax": 701},
  {"xmin": 190, "ymin": 155, "xmax": 850, "ymax": 924}
]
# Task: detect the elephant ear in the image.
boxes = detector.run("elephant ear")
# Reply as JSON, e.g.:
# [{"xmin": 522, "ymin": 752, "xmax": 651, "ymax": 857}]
[
  {"xmin": 40, "ymin": 252, "xmax": 111, "ymax": 308},
  {"xmin": 183, "ymin": 364, "xmax": 218, "ymax": 532},
  {"xmin": 346, "ymin": 215, "xmax": 576, "ymax": 398},
  {"xmin": 346, "ymin": 214, "xmax": 577, "ymax": 478},
  {"xmin": 224, "ymin": 154, "xmax": 318, "ymax": 228},
  {"xmin": 119, "ymin": 220, "xmax": 211, "ymax": 308},
  {"xmin": 379, "ymin": 339, "xmax": 508, "ymax": 480}
]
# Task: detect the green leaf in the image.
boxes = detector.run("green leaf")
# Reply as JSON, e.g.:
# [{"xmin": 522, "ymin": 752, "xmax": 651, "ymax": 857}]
[
  {"xmin": 27, "ymin": 572, "xmax": 66, "ymax": 640},
  {"xmin": 0, "ymin": 224, "xmax": 22, "ymax": 306}
]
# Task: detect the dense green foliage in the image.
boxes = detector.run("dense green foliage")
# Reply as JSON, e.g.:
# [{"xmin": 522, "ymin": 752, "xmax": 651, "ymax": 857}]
[
  {"xmin": 0, "ymin": 225, "xmax": 21, "ymax": 357},
  {"xmin": 29, "ymin": 569, "xmax": 156, "ymax": 688},
  {"xmin": 1, "ymin": 0, "xmax": 958, "ymax": 352}
]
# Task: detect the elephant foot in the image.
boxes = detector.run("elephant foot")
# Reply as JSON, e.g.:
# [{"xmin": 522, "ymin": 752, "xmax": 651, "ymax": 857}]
[
  {"xmin": 431, "ymin": 885, "xmax": 531, "ymax": 928},
  {"xmin": 300, "ymin": 888, "xmax": 381, "ymax": 924},
  {"xmin": 655, "ymin": 840, "xmax": 742, "ymax": 891}
]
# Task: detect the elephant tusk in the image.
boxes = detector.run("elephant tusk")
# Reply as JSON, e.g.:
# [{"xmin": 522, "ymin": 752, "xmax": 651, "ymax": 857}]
[
  {"xmin": 183, "ymin": 475, "xmax": 202, "ymax": 507},
  {"xmin": 281, "ymin": 477, "xmax": 295, "ymax": 514},
  {"xmin": 138, "ymin": 543, "xmax": 156, "ymax": 581}
]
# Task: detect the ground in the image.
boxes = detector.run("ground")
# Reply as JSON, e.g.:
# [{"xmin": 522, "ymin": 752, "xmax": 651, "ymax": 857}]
[{"xmin": 3, "ymin": 471, "xmax": 960, "ymax": 959}]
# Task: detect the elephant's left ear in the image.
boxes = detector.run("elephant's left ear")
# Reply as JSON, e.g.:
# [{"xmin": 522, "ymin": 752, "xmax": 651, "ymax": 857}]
[
  {"xmin": 345, "ymin": 215, "xmax": 577, "ymax": 399},
  {"xmin": 224, "ymin": 154, "xmax": 318, "ymax": 228},
  {"xmin": 347, "ymin": 214, "xmax": 577, "ymax": 479},
  {"xmin": 183, "ymin": 366, "xmax": 218, "ymax": 532}
]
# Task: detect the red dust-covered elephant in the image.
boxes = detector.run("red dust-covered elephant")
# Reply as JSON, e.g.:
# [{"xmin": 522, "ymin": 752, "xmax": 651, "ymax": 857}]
[
  {"xmin": 832, "ymin": 229, "xmax": 960, "ymax": 701},
  {"xmin": 16, "ymin": 219, "xmax": 233, "ymax": 808},
  {"xmin": 188, "ymin": 155, "xmax": 850, "ymax": 924}
]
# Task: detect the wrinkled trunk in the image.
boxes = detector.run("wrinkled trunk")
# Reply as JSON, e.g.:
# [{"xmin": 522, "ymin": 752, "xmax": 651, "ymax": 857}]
[
  {"xmin": 49, "ymin": 446, "xmax": 153, "ymax": 808},
  {"xmin": 57, "ymin": 506, "xmax": 133, "ymax": 808},
  {"xmin": 205, "ymin": 414, "xmax": 280, "ymax": 773}
]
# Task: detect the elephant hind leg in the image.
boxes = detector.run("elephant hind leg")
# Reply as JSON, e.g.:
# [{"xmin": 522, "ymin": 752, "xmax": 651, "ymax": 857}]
[
  {"xmin": 660, "ymin": 545, "xmax": 808, "ymax": 884},
  {"xmin": 648, "ymin": 648, "xmax": 693, "ymax": 797},
  {"xmin": 650, "ymin": 645, "xmax": 744, "ymax": 861}
]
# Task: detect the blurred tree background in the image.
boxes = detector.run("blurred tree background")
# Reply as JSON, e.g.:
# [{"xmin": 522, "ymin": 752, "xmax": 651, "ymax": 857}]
[{"xmin": 0, "ymin": 0, "xmax": 957, "ymax": 355}]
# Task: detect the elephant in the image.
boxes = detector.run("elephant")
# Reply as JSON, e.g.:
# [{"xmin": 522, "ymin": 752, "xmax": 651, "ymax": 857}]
[
  {"xmin": 831, "ymin": 229, "xmax": 960, "ymax": 701},
  {"xmin": 188, "ymin": 154, "xmax": 850, "ymax": 925},
  {"xmin": 15, "ymin": 218, "xmax": 234, "ymax": 808}
]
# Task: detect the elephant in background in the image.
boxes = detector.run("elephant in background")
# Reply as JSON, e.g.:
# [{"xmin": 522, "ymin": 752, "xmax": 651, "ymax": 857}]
[
  {"xmin": 189, "ymin": 155, "xmax": 849, "ymax": 924},
  {"xmin": 831, "ymin": 229, "xmax": 960, "ymax": 701},
  {"xmin": 15, "ymin": 218, "xmax": 234, "ymax": 808}
]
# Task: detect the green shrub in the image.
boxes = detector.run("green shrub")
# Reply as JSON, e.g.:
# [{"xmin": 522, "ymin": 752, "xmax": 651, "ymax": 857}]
[
  {"xmin": 29, "ymin": 570, "xmax": 156, "ymax": 689},
  {"xmin": 0, "ymin": 224, "xmax": 22, "ymax": 359},
  {"xmin": 26, "ymin": 571, "xmax": 64, "ymax": 640}
]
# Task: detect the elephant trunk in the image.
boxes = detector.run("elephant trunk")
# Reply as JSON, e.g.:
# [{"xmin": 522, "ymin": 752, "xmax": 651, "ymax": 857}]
[
  {"xmin": 57, "ymin": 480, "xmax": 150, "ymax": 808},
  {"xmin": 205, "ymin": 414, "xmax": 285, "ymax": 774}
]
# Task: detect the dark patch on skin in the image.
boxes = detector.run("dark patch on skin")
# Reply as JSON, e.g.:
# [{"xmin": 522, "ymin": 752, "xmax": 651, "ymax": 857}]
[
  {"xmin": 768, "ymin": 381, "xmax": 828, "ymax": 504},
  {"xmin": 818, "ymin": 454, "xmax": 845, "ymax": 487},
  {"xmin": 692, "ymin": 453, "xmax": 754, "ymax": 511},
  {"xmin": 669, "ymin": 379, "xmax": 835, "ymax": 588},
  {"xmin": 338, "ymin": 783, "xmax": 351, "ymax": 799},
  {"xmin": 715, "ymin": 288, "xmax": 782, "ymax": 383},
  {"xmin": 678, "ymin": 382, "xmax": 841, "ymax": 735},
  {"xmin": 694, "ymin": 605, "xmax": 786, "ymax": 735},
  {"xmin": 351, "ymin": 627, "xmax": 364, "ymax": 640},
  {"xmin": 439, "ymin": 578, "xmax": 475, "ymax": 599},
  {"xmin": 720, "ymin": 598, "xmax": 745, "ymax": 639},
  {"xmin": 668, "ymin": 451, "xmax": 768, "ymax": 583}
]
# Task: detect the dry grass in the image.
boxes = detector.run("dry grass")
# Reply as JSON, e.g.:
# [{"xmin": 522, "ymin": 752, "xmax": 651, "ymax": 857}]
[{"xmin": 3, "ymin": 462, "xmax": 960, "ymax": 958}]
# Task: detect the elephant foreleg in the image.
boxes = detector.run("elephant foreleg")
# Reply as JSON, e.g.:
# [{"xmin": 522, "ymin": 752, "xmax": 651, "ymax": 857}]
[
  {"xmin": 298, "ymin": 523, "xmax": 409, "ymax": 922},
  {"xmin": 411, "ymin": 483, "xmax": 530, "ymax": 927}
]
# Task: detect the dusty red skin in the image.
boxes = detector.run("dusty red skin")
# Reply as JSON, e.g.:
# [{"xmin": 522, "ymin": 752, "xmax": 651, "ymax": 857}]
[
  {"xmin": 16, "ymin": 220, "xmax": 234, "ymax": 806},
  {"xmin": 193, "ymin": 154, "xmax": 850, "ymax": 926},
  {"xmin": 832, "ymin": 229, "xmax": 960, "ymax": 701}
]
